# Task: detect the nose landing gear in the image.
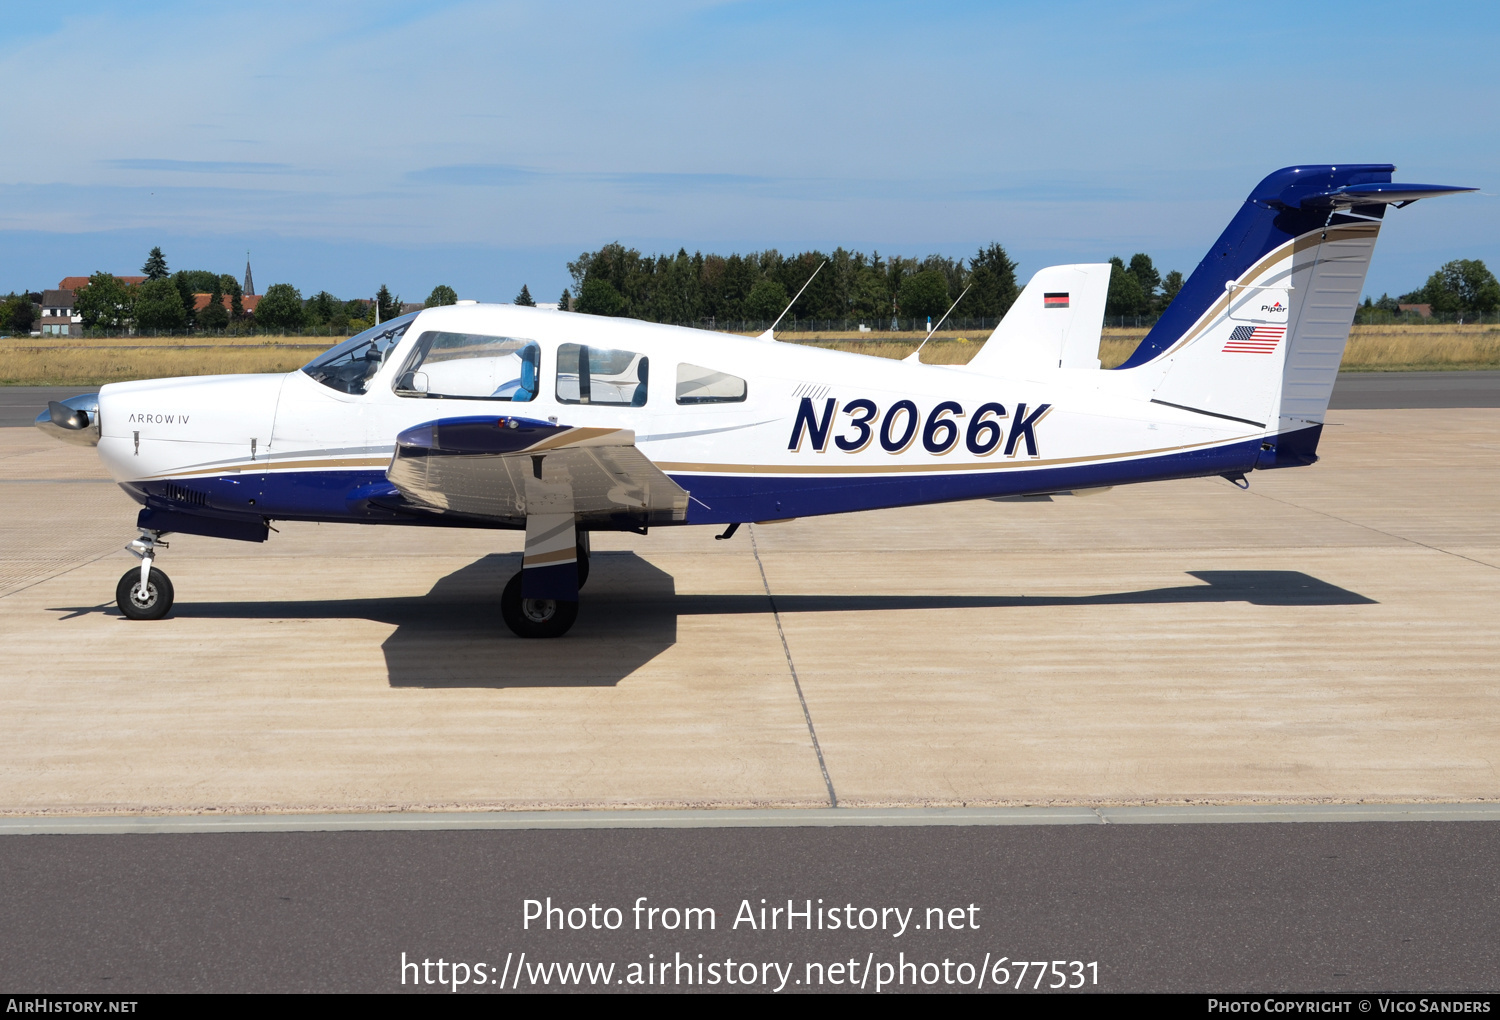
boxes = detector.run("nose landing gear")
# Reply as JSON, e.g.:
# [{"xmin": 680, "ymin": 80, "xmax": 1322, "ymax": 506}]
[{"xmin": 117, "ymin": 529, "xmax": 174, "ymax": 620}]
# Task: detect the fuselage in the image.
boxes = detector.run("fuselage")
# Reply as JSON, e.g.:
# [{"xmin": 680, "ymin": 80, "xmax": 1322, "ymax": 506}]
[{"xmin": 95, "ymin": 303, "xmax": 1263, "ymax": 529}]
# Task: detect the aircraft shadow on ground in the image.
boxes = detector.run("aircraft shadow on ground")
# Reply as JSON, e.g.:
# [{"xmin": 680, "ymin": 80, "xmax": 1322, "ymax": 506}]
[{"xmin": 49, "ymin": 557, "xmax": 1374, "ymax": 689}]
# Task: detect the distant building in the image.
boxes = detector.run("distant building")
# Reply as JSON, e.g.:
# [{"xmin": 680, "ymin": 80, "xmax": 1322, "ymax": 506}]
[
  {"xmin": 243, "ymin": 256, "xmax": 255, "ymax": 298},
  {"xmin": 58, "ymin": 275, "xmax": 145, "ymax": 292},
  {"xmin": 39, "ymin": 289, "xmax": 81, "ymax": 337},
  {"xmin": 193, "ymin": 293, "xmax": 262, "ymax": 315},
  {"xmin": 1398, "ymin": 303, "xmax": 1433, "ymax": 318},
  {"xmin": 45, "ymin": 276, "xmax": 141, "ymax": 336}
]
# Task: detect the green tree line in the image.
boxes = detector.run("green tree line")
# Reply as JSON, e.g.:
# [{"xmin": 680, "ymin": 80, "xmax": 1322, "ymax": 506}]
[
  {"xmin": 564, "ymin": 243, "xmax": 1024, "ymax": 325},
  {"xmin": 561, "ymin": 242, "xmax": 1193, "ymax": 325},
  {"xmin": 9, "ymin": 243, "xmax": 1497, "ymax": 337}
]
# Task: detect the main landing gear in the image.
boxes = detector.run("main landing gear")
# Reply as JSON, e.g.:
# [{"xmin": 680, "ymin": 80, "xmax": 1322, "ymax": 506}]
[
  {"xmin": 500, "ymin": 573, "xmax": 578, "ymax": 639},
  {"xmin": 500, "ymin": 532, "xmax": 589, "ymax": 639},
  {"xmin": 116, "ymin": 529, "xmax": 174, "ymax": 620}
]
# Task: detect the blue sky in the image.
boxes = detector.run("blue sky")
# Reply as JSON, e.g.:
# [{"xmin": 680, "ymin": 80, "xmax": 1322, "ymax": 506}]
[{"xmin": 3, "ymin": 0, "xmax": 1496, "ymax": 303}]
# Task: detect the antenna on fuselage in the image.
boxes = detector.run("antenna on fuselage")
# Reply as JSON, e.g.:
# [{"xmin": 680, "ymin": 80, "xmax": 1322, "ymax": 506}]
[
  {"xmin": 904, "ymin": 284, "xmax": 971, "ymax": 363},
  {"xmin": 757, "ymin": 260, "xmax": 828, "ymax": 341}
]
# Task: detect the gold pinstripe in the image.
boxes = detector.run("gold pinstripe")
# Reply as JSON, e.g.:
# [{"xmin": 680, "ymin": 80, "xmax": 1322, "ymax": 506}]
[
  {"xmin": 1151, "ymin": 222, "xmax": 1379, "ymax": 362},
  {"xmin": 522, "ymin": 427, "xmax": 629, "ymax": 452},
  {"xmin": 656, "ymin": 434, "xmax": 1244, "ymax": 476},
  {"xmin": 139, "ymin": 432, "xmax": 1249, "ymax": 484},
  {"xmin": 140, "ymin": 454, "xmax": 390, "ymax": 481}
]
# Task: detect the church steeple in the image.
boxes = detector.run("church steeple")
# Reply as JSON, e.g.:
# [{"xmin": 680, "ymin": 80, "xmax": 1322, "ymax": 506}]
[{"xmin": 243, "ymin": 252, "xmax": 255, "ymax": 297}]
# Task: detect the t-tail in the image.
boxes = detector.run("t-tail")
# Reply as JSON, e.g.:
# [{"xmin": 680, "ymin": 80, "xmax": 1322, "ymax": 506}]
[{"xmin": 1116, "ymin": 165, "xmax": 1474, "ymax": 469}]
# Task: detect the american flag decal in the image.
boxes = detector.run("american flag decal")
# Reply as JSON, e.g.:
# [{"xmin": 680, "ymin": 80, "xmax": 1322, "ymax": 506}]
[{"xmin": 1223, "ymin": 324, "xmax": 1285, "ymax": 353}]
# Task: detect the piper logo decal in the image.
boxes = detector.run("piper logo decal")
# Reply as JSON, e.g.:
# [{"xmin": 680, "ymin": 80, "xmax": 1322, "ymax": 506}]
[
  {"xmin": 1260, "ymin": 301, "xmax": 1285, "ymax": 314},
  {"xmin": 788, "ymin": 397, "xmax": 1052, "ymax": 458}
]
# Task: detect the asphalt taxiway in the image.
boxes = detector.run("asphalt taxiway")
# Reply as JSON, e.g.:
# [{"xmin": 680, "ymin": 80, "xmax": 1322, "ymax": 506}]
[
  {"xmin": 1, "ymin": 379, "xmax": 1497, "ymax": 992},
  {"xmin": 2, "ymin": 821, "xmax": 1498, "ymax": 993}
]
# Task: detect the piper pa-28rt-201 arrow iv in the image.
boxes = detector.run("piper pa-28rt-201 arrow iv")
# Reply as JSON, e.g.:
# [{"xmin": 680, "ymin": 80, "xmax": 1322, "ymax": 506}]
[{"xmin": 37, "ymin": 165, "xmax": 1475, "ymax": 637}]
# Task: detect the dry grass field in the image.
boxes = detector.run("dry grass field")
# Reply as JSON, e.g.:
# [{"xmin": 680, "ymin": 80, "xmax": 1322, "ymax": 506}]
[
  {"xmin": 3, "ymin": 324, "xmax": 1497, "ymax": 385},
  {"xmin": 801, "ymin": 323, "xmax": 1500, "ymax": 370},
  {"xmin": 0, "ymin": 336, "xmax": 322, "ymax": 385}
]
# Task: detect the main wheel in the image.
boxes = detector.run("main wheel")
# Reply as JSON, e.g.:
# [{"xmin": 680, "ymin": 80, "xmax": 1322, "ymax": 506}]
[
  {"xmin": 501, "ymin": 572, "xmax": 578, "ymax": 638},
  {"xmin": 576, "ymin": 533, "xmax": 591, "ymax": 589},
  {"xmin": 116, "ymin": 566, "xmax": 174, "ymax": 620}
]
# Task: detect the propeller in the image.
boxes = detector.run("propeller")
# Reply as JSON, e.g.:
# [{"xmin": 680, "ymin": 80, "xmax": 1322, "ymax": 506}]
[{"xmin": 48, "ymin": 401, "xmax": 89, "ymax": 430}]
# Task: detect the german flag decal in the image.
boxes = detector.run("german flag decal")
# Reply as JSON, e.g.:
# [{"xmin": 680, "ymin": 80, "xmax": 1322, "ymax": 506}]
[{"xmin": 1044, "ymin": 292, "xmax": 1069, "ymax": 308}]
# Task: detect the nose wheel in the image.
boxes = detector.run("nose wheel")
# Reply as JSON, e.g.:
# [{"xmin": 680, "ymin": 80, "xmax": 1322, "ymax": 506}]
[
  {"xmin": 116, "ymin": 565, "xmax": 174, "ymax": 620},
  {"xmin": 117, "ymin": 528, "xmax": 174, "ymax": 620}
]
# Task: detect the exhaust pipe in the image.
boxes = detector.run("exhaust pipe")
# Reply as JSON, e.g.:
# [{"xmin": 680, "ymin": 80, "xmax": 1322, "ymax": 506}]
[{"xmin": 35, "ymin": 393, "xmax": 101, "ymax": 447}]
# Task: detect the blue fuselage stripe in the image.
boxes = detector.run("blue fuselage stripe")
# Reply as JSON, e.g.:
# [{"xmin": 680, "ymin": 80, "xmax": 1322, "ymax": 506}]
[{"xmin": 126, "ymin": 437, "xmax": 1263, "ymax": 528}]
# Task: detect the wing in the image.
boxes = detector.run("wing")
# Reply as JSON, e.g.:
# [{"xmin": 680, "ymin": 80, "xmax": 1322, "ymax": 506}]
[{"xmin": 385, "ymin": 414, "xmax": 689, "ymax": 526}]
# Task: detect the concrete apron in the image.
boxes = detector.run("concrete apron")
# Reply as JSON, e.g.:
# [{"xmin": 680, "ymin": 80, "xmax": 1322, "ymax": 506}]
[{"xmin": 0, "ymin": 409, "xmax": 1497, "ymax": 816}]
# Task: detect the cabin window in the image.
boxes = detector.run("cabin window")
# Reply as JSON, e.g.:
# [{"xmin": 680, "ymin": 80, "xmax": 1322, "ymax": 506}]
[
  {"xmin": 394, "ymin": 331, "xmax": 540, "ymax": 401},
  {"xmin": 676, "ymin": 363, "xmax": 746, "ymax": 404},
  {"xmin": 301, "ymin": 313, "xmax": 417, "ymax": 395},
  {"xmin": 556, "ymin": 343, "xmax": 649, "ymax": 406}
]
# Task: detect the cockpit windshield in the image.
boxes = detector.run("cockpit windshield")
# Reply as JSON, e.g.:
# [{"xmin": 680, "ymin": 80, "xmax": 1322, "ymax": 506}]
[{"xmin": 301, "ymin": 312, "xmax": 419, "ymax": 394}]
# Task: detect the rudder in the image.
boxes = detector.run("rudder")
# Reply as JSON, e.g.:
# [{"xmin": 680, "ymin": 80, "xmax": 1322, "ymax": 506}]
[{"xmin": 1116, "ymin": 164, "xmax": 1472, "ymax": 468}]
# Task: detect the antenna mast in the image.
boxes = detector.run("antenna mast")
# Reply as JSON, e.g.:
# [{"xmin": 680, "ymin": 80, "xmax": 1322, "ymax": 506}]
[
  {"xmin": 758, "ymin": 260, "xmax": 828, "ymax": 341},
  {"xmin": 905, "ymin": 284, "xmax": 971, "ymax": 362}
]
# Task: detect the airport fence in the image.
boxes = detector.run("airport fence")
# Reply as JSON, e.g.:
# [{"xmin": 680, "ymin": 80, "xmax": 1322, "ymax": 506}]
[
  {"xmin": 45, "ymin": 315, "xmax": 1162, "ymax": 340},
  {"xmin": 19, "ymin": 309, "xmax": 1498, "ymax": 344},
  {"xmin": 618, "ymin": 314, "xmax": 1166, "ymax": 334}
]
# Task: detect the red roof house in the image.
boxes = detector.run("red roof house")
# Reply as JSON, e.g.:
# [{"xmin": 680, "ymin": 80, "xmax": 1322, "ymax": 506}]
[
  {"xmin": 193, "ymin": 293, "xmax": 261, "ymax": 314},
  {"xmin": 59, "ymin": 275, "xmax": 146, "ymax": 291}
]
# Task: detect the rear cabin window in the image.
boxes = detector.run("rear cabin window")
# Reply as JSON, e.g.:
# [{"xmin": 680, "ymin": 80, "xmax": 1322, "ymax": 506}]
[
  {"xmin": 394, "ymin": 332, "xmax": 539, "ymax": 401},
  {"xmin": 676, "ymin": 363, "xmax": 747, "ymax": 404},
  {"xmin": 556, "ymin": 344, "xmax": 648, "ymax": 406}
]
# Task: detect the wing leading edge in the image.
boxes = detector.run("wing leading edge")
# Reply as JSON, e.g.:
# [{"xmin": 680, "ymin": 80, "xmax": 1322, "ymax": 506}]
[{"xmin": 386, "ymin": 415, "xmax": 690, "ymax": 527}]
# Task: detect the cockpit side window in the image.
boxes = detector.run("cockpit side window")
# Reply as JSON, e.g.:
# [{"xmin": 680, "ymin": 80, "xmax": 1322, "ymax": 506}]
[
  {"xmin": 676, "ymin": 363, "xmax": 747, "ymax": 404},
  {"xmin": 393, "ymin": 331, "xmax": 540, "ymax": 402},
  {"xmin": 556, "ymin": 343, "xmax": 648, "ymax": 406},
  {"xmin": 301, "ymin": 313, "xmax": 417, "ymax": 395}
]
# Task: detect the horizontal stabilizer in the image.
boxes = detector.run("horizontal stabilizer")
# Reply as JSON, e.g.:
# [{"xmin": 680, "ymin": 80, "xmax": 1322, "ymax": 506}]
[
  {"xmin": 965, "ymin": 263, "xmax": 1110, "ymax": 375},
  {"xmin": 1297, "ymin": 183, "xmax": 1477, "ymax": 209}
]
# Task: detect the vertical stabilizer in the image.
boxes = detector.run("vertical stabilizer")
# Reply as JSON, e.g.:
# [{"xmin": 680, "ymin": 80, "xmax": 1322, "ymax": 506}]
[{"xmin": 1114, "ymin": 164, "xmax": 1472, "ymax": 468}]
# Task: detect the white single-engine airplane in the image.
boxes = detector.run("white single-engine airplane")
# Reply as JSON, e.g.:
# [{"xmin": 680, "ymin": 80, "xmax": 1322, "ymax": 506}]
[{"xmin": 37, "ymin": 164, "xmax": 1473, "ymax": 637}]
